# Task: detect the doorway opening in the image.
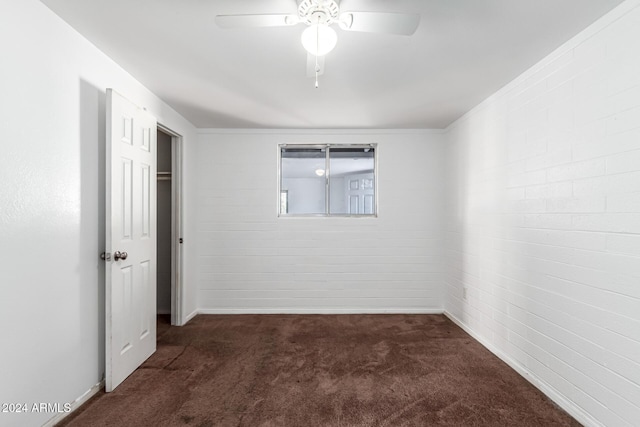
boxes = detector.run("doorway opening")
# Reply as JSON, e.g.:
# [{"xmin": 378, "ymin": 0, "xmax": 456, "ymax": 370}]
[{"xmin": 157, "ymin": 125, "xmax": 183, "ymax": 326}]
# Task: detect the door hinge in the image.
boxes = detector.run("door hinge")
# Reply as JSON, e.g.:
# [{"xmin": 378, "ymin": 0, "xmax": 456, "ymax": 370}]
[{"xmin": 101, "ymin": 252, "xmax": 111, "ymax": 261}]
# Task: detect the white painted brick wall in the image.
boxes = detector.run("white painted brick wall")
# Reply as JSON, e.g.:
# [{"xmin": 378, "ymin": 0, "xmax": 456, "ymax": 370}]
[
  {"xmin": 196, "ymin": 130, "xmax": 445, "ymax": 313},
  {"xmin": 444, "ymin": 1, "xmax": 640, "ymax": 426}
]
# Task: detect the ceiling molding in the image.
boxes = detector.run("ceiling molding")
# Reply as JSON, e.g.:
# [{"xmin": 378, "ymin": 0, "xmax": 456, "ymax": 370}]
[{"xmin": 197, "ymin": 128, "xmax": 447, "ymax": 135}]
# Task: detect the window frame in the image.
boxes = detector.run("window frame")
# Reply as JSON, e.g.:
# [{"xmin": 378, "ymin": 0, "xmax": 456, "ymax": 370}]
[{"xmin": 278, "ymin": 143, "xmax": 378, "ymax": 218}]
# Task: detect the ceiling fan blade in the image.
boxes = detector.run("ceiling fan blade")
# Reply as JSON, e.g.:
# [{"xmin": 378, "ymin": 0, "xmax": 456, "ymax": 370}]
[
  {"xmin": 306, "ymin": 53, "xmax": 325, "ymax": 78},
  {"xmin": 215, "ymin": 14, "xmax": 299, "ymax": 29},
  {"xmin": 339, "ymin": 12, "xmax": 420, "ymax": 35}
]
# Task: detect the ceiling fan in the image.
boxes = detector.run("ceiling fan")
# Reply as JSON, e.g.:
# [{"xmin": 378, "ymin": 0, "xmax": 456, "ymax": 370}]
[{"xmin": 215, "ymin": 0, "xmax": 420, "ymax": 87}]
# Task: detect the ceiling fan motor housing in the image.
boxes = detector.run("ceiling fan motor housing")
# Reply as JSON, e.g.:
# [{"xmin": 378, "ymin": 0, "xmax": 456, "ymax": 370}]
[{"xmin": 298, "ymin": 0, "xmax": 340, "ymax": 25}]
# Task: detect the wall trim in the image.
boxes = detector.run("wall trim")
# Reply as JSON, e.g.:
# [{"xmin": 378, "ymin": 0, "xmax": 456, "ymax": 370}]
[
  {"xmin": 184, "ymin": 308, "xmax": 199, "ymax": 324},
  {"xmin": 443, "ymin": 311, "xmax": 604, "ymax": 427},
  {"xmin": 197, "ymin": 308, "xmax": 445, "ymax": 315},
  {"xmin": 42, "ymin": 380, "xmax": 104, "ymax": 427},
  {"xmin": 447, "ymin": 0, "xmax": 640, "ymax": 132},
  {"xmin": 197, "ymin": 128, "xmax": 446, "ymax": 135}
]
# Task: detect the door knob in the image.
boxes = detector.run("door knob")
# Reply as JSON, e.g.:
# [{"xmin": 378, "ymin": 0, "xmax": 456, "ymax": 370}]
[{"xmin": 113, "ymin": 251, "xmax": 128, "ymax": 261}]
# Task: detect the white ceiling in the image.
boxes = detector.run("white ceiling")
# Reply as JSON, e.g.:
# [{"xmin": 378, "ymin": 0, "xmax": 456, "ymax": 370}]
[{"xmin": 42, "ymin": 0, "xmax": 624, "ymax": 129}]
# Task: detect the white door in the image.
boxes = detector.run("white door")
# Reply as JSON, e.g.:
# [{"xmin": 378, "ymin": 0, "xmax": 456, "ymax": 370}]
[
  {"xmin": 105, "ymin": 89, "xmax": 157, "ymax": 392},
  {"xmin": 346, "ymin": 173, "xmax": 375, "ymax": 214}
]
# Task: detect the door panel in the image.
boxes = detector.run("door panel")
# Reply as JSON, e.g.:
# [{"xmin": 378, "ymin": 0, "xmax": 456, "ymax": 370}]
[
  {"xmin": 106, "ymin": 89, "xmax": 157, "ymax": 392},
  {"xmin": 142, "ymin": 163, "xmax": 151, "ymax": 237},
  {"xmin": 350, "ymin": 195, "xmax": 359, "ymax": 214},
  {"xmin": 140, "ymin": 260, "xmax": 151, "ymax": 339},
  {"xmin": 122, "ymin": 158, "xmax": 133, "ymax": 238},
  {"xmin": 364, "ymin": 194, "xmax": 374, "ymax": 214}
]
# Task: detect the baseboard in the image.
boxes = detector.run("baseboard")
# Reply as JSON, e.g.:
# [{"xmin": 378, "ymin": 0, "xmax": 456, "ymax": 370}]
[
  {"xmin": 196, "ymin": 308, "xmax": 445, "ymax": 315},
  {"xmin": 43, "ymin": 380, "xmax": 104, "ymax": 427},
  {"xmin": 443, "ymin": 311, "xmax": 603, "ymax": 427},
  {"xmin": 184, "ymin": 308, "xmax": 199, "ymax": 323}
]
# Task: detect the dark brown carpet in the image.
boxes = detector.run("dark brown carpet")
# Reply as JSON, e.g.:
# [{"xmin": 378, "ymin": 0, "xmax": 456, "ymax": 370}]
[{"xmin": 59, "ymin": 314, "xmax": 580, "ymax": 426}]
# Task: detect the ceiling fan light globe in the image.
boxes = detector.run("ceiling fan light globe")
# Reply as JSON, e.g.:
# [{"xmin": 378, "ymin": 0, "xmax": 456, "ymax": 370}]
[{"xmin": 301, "ymin": 24, "xmax": 337, "ymax": 56}]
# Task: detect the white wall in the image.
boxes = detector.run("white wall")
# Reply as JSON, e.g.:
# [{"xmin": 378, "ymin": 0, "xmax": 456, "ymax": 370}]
[
  {"xmin": 0, "ymin": 1, "xmax": 198, "ymax": 426},
  {"xmin": 444, "ymin": 1, "xmax": 640, "ymax": 426},
  {"xmin": 281, "ymin": 177, "xmax": 326, "ymax": 214},
  {"xmin": 196, "ymin": 130, "xmax": 445, "ymax": 313}
]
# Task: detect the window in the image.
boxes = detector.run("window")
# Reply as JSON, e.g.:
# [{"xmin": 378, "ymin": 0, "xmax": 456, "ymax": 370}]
[{"xmin": 279, "ymin": 144, "xmax": 376, "ymax": 216}]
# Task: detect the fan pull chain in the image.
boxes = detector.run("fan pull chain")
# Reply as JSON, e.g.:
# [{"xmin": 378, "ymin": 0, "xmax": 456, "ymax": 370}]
[{"xmin": 315, "ymin": 16, "xmax": 320, "ymax": 88}]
